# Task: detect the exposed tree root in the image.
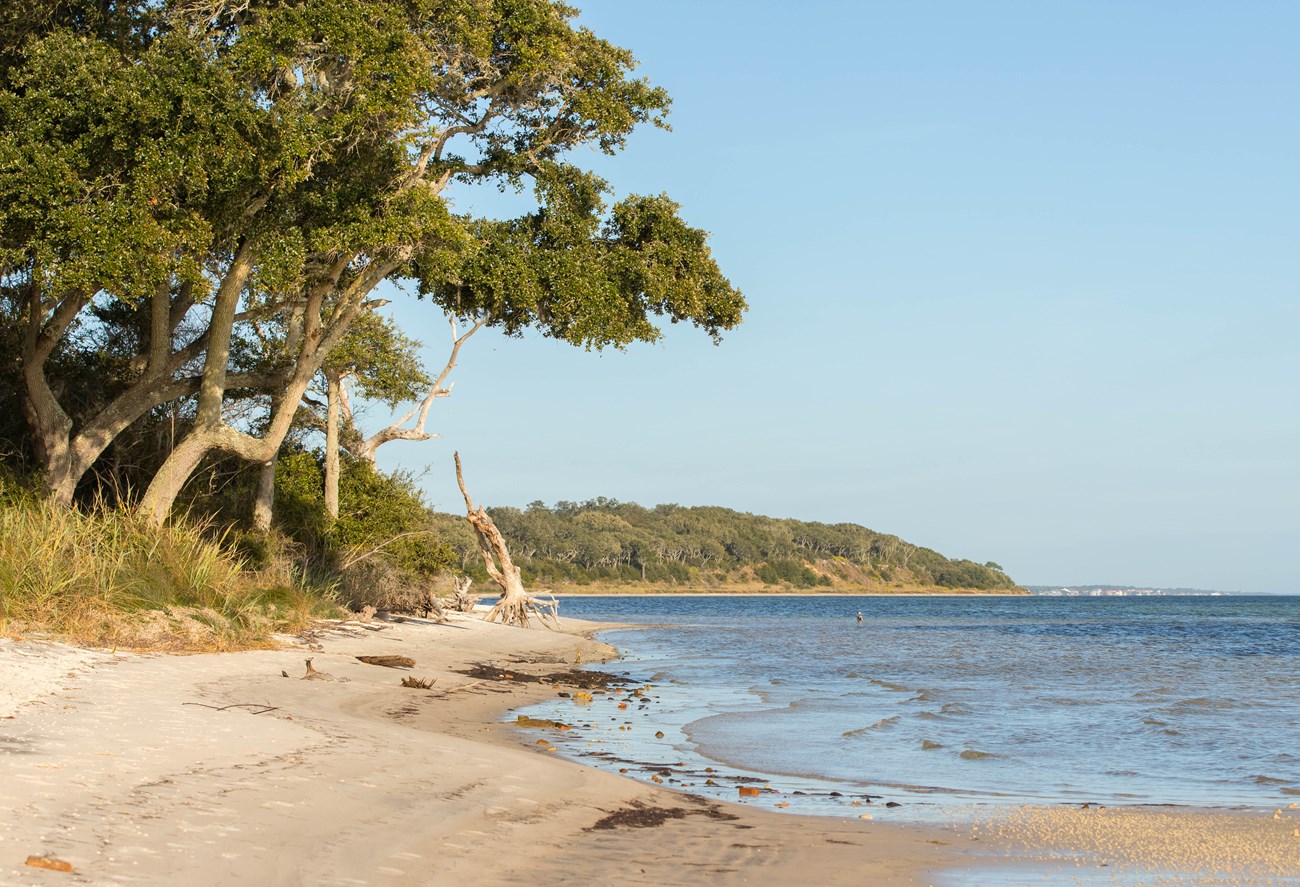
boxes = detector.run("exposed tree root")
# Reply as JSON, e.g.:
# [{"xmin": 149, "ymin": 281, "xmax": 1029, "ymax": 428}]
[{"xmin": 484, "ymin": 590, "xmax": 559, "ymax": 629}]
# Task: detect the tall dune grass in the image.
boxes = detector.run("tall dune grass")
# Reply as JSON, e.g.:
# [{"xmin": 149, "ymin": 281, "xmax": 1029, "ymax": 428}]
[{"xmin": 0, "ymin": 491, "xmax": 340, "ymax": 651}]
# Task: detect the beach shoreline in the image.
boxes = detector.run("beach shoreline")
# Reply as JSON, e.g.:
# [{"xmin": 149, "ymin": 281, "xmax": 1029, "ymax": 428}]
[
  {"xmin": 0, "ymin": 616, "xmax": 967, "ymax": 886},
  {"xmin": 2, "ymin": 617, "xmax": 1295, "ymax": 885}
]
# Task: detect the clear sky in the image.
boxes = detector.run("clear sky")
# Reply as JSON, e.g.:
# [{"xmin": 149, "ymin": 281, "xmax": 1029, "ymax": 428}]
[{"xmin": 371, "ymin": 1, "xmax": 1300, "ymax": 594}]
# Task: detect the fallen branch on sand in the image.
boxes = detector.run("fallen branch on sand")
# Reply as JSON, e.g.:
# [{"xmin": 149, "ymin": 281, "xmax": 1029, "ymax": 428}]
[
  {"xmin": 183, "ymin": 702, "xmax": 279, "ymax": 715},
  {"xmin": 356, "ymin": 655, "xmax": 416, "ymax": 669},
  {"xmin": 302, "ymin": 659, "xmax": 344, "ymax": 681}
]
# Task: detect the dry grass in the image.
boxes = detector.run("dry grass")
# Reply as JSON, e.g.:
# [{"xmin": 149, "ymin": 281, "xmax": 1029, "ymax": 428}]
[{"xmin": 0, "ymin": 492, "xmax": 341, "ymax": 651}]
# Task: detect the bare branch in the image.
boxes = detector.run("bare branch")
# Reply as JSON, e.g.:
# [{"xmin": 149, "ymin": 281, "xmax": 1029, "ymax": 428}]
[
  {"xmin": 352, "ymin": 316, "xmax": 484, "ymax": 462},
  {"xmin": 337, "ymin": 530, "xmax": 438, "ymax": 572}
]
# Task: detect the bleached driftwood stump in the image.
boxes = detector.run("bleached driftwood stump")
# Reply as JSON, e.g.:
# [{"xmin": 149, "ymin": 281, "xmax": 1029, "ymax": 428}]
[{"xmin": 454, "ymin": 452, "xmax": 558, "ymax": 629}]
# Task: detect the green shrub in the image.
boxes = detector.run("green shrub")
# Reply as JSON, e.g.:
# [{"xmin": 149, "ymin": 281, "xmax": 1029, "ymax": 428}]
[{"xmin": 271, "ymin": 451, "xmax": 455, "ymax": 607}]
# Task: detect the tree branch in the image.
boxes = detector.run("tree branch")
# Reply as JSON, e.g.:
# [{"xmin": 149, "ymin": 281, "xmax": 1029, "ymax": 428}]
[{"xmin": 354, "ymin": 316, "xmax": 484, "ymax": 461}]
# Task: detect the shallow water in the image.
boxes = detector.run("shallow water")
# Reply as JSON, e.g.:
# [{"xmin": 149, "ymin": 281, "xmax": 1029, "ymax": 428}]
[{"xmin": 516, "ymin": 595, "xmax": 1300, "ymax": 818}]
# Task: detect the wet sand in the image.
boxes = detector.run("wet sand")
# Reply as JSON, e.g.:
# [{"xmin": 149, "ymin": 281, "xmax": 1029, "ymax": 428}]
[{"xmin": 1, "ymin": 617, "xmax": 1295, "ymax": 885}]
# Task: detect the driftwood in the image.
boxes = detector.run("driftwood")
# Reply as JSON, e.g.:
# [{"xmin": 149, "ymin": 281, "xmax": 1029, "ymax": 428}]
[
  {"xmin": 302, "ymin": 658, "xmax": 336, "ymax": 681},
  {"xmin": 448, "ymin": 576, "xmax": 479, "ymax": 612},
  {"xmin": 356, "ymin": 655, "xmax": 416, "ymax": 669},
  {"xmin": 183, "ymin": 702, "xmax": 278, "ymax": 714},
  {"xmin": 401, "ymin": 676, "xmax": 437, "ymax": 689},
  {"xmin": 454, "ymin": 452, "xmax": 558, "ymax": 629},
  {"xmin": 417, "ymin": 593, "xmax": 446, "ymax": 620}
]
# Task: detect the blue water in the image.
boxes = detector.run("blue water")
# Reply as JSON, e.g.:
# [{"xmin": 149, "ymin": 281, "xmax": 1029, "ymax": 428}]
[{"xmin": 517, "ymin": 595, "xmax": 1300, "ymax": 817}]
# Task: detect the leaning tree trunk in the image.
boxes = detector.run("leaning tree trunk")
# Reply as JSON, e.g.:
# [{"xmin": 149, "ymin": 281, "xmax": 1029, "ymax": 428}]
[
  {"xmin": 252, "ymin": 307, "xmax": 305, "ymax": 532},
  {"xmin": 454, "ymin": 452, "xmax": 557, "ymax": 629},
  {"xmin": 324, "ymin": 370, "xmax": 342, "ymax": 521},
  {"xmin": 251, "ymin": 459, "xmax": 276, "ymax": 532}
]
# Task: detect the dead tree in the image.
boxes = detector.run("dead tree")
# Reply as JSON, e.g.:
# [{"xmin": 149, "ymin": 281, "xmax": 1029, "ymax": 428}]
[
  {"xmin": 449, "ymin": 576, "xmax": 479, "ymax": 612},
  {"xmin": 342, "ymin": 318, "xmax": 486, "ymax": 465},
  {"xmin": 454, "ymin": 452, "xmax": 558, "ymax": 629}
]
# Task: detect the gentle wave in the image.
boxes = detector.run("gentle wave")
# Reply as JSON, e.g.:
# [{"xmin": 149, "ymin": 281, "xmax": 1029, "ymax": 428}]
[
  {"xmin": 1253, "ymin": 775, "xmax": 1293, "ymax": 786},
  {"xmin": 1161, "ymin": 696, "xmax": 1240, "ymax": 714},
  {"xmin": 902, "ymin": 689, "xmax": 940, "ymax": 703},
  {"xmin": 867, "ymin": 678, "xmax": 911, "ymax": 692},
  {"xmin": 842, "ymin": 715, "xmax": 901, "ymax": 737}
]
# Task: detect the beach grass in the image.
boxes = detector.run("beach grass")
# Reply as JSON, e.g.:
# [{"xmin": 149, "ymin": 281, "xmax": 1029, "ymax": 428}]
[{"xmin": 0, "ymin": 489, "xmax": 342, "ymax": 651}]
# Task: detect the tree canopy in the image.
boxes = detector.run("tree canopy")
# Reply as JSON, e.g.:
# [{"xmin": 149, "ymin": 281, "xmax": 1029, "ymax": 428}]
[{"xmin": 0, "ymin": 0, "xmax": 745, "ymax": 522}]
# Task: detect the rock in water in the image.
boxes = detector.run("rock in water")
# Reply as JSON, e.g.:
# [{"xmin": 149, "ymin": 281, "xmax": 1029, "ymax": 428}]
[{"xmin": 515, "ymin": 715, "xmax": 570, "ymax": 730}]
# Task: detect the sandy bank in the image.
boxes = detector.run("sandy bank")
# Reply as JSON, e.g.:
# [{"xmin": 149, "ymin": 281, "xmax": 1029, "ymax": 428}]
[{"xmin": 2, "ymin": 617, "xmax": 1295, "ymax": 885}]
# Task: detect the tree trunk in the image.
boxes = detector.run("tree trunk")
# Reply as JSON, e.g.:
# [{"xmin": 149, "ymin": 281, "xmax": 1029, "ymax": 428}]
[
  {"xmin": 251, "ymin": 460, "xmax": 275, "ymax": 532},
  {"xmin": 250, "ymin": 305, "xmax": 305, "ymax": 533},
  {"xmin": 454, "ymin": 452, "xmax": 556, "ymax": 629},
  {"xmin": 324, "ymin": 370, "xmax": 342, "ymax": 520},
  {"xmin": 137, "ymin": 430, "xmax": 221, "ymax": 524},
  {"xmin": 20, "ymin": 280, "xmax": 88, "ymax": 505},
  {"xmin": 24, "ymin": 282, "xmax": 221, "ymax": 506}
]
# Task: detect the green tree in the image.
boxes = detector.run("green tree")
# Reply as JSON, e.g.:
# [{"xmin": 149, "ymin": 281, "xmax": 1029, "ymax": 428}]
[{"xmin": 1, "ymin": 0, "xmax": 745, "ymax": 526}]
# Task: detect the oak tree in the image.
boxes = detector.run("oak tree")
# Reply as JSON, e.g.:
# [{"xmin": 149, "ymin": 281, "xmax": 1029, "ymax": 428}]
[{"xmin": 1, "ymin": 0, "xmax": 745, "ymax": 530}]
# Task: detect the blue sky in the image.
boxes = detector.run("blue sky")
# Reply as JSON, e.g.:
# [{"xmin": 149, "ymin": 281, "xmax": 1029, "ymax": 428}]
[{"xmin": 372, "ymin": 1, "xmax": 1299, "ymax": 593}]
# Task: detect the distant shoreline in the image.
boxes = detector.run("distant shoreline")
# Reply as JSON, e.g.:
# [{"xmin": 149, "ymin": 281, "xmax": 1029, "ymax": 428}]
[{"xmin": 547, "ymin": 586, "xmax": 1031, "ymax": 597}]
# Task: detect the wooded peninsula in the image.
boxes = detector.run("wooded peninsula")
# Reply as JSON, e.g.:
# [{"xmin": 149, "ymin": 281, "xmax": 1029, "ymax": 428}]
[{"xmin": 428, "ymin": 498, "xmax": 1021, "ymax": 596}]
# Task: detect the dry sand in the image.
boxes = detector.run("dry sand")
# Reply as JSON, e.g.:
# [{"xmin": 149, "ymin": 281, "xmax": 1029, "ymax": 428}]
[{"xmin": 2, "ymin": 616, "xmax": 1296, "ymax": 886}]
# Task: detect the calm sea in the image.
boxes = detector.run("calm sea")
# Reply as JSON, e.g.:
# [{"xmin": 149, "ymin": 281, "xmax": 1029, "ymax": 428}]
[{"xmin": 516, "ymin": 595, "xmax": 1300, "ymax": 818}]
